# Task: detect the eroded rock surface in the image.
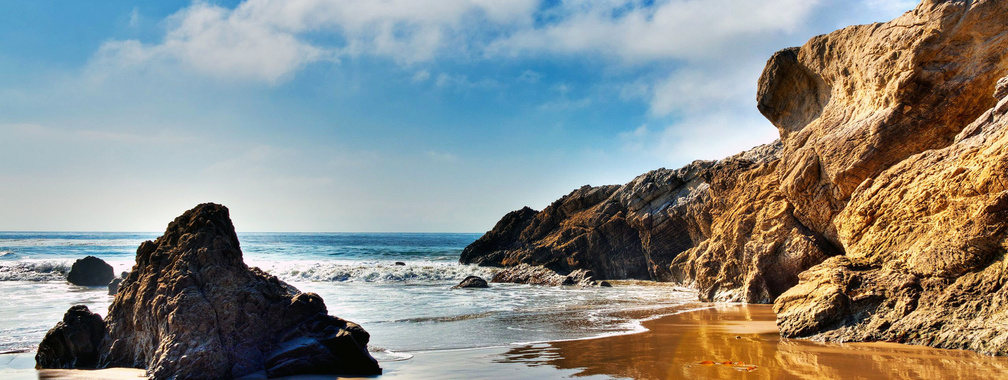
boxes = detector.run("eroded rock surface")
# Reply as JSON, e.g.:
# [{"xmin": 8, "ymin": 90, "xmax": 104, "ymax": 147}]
[
  {"xmin": 37, "ymin": 203, "xmax": 381, "ymax": 378},
  {"xmin": 463, "ymin": 142, "xmax": 834, "ymax": 302},
  {"xmin": 464, "ymin": 0, "xmax": 1008, "ymax": 355}
]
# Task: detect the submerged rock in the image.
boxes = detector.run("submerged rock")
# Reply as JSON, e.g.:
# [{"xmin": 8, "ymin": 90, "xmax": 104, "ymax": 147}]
[
  {"xmin": 37, "ymin": 203, "xmax": 381, "ymax": 378},
  {"xmin": 35, "ymin": 305, "xmax": 106, "ymax": 369},
  {"xmin": 452, "ymin": 276, "xmax": 489, "ymax": 289},
  {"xmin": 66, "ymin": 256, "xmax": 114, "ymax": 286}
]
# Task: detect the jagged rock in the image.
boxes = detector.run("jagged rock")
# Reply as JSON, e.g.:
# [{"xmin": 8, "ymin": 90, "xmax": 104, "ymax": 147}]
[
  {"xmin": 35, "ymin": 305, "xmax": 107, "ymax": 369},
  {"xmin": 759, "ymin": 0, "xmax": 1008, "ymax": 243},
  {"xmin": 463, "ymin": 0, "xmax": 1008, "ymax": 356},
  {"xmin": 490, "ymin": 264, "xmax": 598, "ymax": 287},
  {"xmin": 66, "ymin": 256, "xmax": 114, "ymax": 286},
  {"xmin": 452, "ymin": 276, "xmax": 489, "ymax": 289},
  {"xmin": 776, "ymin": 73, "xmax": 1008, "ymax": 354},
  {"xmin": 464, "ymin": 142, "xmax": 833, "ymax": 302},
  {"xmin": 37, "ymin": 203, "xmax": 381, "ymax": 378}
]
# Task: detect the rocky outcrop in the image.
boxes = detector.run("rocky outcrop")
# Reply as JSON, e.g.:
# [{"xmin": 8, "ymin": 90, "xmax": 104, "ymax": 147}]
[
  {"xmin": 452, "ymin": 276, "xmax": 489, "ymax": 289},
  {"xmin": 490, "ymin": 263, "xmax": 600, "ymax": 287},
  {"xmin": 36, "ymin": 305, "xmax": 107, "ymax": 369},
  {"xmin": 37, "ymin": 203, "xmax": 381, "ymax": 378},
  {"xmin": 66, "ymin": 256, "xmax": 114, "ymax": 286},
  {"xmin": 463, "ymin": 142, "xmax": 834, "ymax": 302},
  {"xmin": 463, "ymin": 0, "xmax": 1008, "ymax": 355}
]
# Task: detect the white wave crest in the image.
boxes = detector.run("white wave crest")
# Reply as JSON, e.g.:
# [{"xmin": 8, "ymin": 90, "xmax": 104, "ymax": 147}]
[
  {"xmin": 253, "ymin": 260, "xmax": 499, "ymax": 284},
  {"xmin": 0, "ymin": 260, "xmax": 71, "ymax": 281}
]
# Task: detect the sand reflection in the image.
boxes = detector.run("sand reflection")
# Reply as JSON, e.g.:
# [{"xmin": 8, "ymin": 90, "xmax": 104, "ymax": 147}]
[{"xmin": 498, "ymin": 304, "xmax": 1008, "ymax": 379}]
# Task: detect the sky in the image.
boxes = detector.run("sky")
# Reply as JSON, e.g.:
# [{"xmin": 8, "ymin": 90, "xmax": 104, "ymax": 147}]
[{"xmin": 0, "ymin": 0, "xmax": 917, "ymax": 232}]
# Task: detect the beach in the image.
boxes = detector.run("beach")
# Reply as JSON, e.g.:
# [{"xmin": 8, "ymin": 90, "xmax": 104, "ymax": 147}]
[{"xmin": 11, "ymin": 303, "xmax": 1008, "ymax": 379}]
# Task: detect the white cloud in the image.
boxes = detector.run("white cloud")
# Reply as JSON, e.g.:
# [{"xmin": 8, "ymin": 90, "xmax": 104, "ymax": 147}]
[
  {"xmin": 487, "ymin": 0, "xmax": 820, "ymax": 63},
  {"xmin": 412, "ymin": 70, "xmax": 432, "ymax": 83},
  {"xmin": 95, "ymin": 0, "xmax": 539, "ymax": 84}
]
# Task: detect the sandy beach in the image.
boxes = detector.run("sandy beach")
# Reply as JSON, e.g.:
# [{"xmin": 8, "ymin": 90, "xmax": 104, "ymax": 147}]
[{"xmin": 9, "ymin": 303, "xmax": 1008, "ymax": 379}]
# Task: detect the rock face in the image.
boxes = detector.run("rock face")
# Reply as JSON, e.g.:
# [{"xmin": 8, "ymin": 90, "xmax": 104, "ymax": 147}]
[
  {"xmin": 35, "ymin": 305, "xmax": 107, "ymax": 369},
  {"xmin": 66, "ymin": 256, "xmax": 114, "ymax": 286},
  {"xmin": 463, "ymin": 0, "xmax": 1008, "ymax": 355},
  {"xmin": 462, "ymin": 142, "xmax": 834, "ymax": 302},
  {"xmin": 37, "ymin": 203, "xmax": 381, "ymax": 378}
]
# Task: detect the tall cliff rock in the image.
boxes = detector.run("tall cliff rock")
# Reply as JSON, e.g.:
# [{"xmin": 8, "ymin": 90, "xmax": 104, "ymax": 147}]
[
  {"xmin": 463, "ymin": 0, "xmax": 1008, "ymax": 354},
  {"xmin": 37, "ymin": 203, "xmax": 381, "ymax": 378}
]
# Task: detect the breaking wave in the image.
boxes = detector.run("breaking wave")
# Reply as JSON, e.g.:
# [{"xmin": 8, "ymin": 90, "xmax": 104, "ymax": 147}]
[
  {"xmin": 0, "ymin": 260, "xmax": 71, "ymax": 281},
  {"xmin": 254, "ymin": 260, "xmax": 499, "ymax": 284}
]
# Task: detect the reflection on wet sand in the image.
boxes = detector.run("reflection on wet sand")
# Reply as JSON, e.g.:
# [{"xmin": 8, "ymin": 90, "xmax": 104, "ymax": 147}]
[{"xmin": 498, "ymin": 304, "xmax": 1008, "ymax": 379}]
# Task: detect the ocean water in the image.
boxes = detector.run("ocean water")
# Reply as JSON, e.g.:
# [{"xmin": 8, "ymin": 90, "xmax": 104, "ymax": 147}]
[{"xmin": 0, "ymin": 232, "xmax": 694, "ymax": 365}]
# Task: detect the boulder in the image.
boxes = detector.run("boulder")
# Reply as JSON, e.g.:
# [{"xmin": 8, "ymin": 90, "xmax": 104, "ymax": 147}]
[
  {"xmin": 107, "ymin": 278, "xmax": 122, "ymax": 295},
  {"xmin": 37, "ymin": 203, "xmax": 381, "ymax": 378},
  {"xmin": 35, "ymin": 305, "xmax": 107, "ymax": 369},
  {"xmin": 452, "ymin": 276, "xmax": 489, "ymax": 289},
  {"xmin": 66, "ymin": 256, "xmax": 114, "ymax": 286}
]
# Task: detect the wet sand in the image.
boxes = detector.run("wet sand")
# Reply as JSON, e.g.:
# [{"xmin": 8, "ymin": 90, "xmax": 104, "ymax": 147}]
[
  {"xmin": 491, "ymin": 304, "xmax": 1008, "ymax": 379},
  {"xmin": 10, "ymin": 304, "xmax": 1008, "ymax": 379}
]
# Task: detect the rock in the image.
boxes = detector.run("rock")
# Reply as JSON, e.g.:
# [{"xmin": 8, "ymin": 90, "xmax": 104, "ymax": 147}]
[
  {"xmin": 598, "ymin": 281, "xmax": 612, "ymax": 288},
  {"xmin": 395, "ymin": 261, "xmax": 406, "ymax": 266},
  {"xmin": 776, "ymin": 73, "xmax": 1008, "ymax": 354},
  {"xmin": 37, "ymin": 203, "xmax": 381, "ymax": 378},
  {"xmin": 463, "ymin": 0, "xmax": 1008, "ymax": 356},
  {"xmin": 66, "ymin": 256, "xmax": 114, "ymax": 286},
  {"xmin": 491, "ymin": 264, "xmax": 598, "ymax": 287},
  {"xmin": 759, "ymin": 0, "xmax": 1008, "ymax": 243},
  {"xmin": 452, "ymin": 276, "xmax": 489, "ymax": 289},
  {"xmin": 464, "ymin": 142, "xmax": 833, "ymax": 302},
  {"xmin": 35, "ymin": 305, "xmax": 107, "ymax": 369},
  {"xmin": 107, "ymin": 278, "xmax": 122, "ymax": 295}
]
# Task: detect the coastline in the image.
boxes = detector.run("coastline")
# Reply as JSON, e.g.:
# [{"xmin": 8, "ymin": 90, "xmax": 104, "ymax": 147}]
[{"xmin": 9, "ymin": 303, "xmax": 1008, "ymax": 379}]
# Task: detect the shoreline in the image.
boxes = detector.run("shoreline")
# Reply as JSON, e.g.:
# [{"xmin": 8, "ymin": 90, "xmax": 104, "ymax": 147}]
[{"xmin": 7, "ymin": 303, "xmax": 1008, "ymax": 379}]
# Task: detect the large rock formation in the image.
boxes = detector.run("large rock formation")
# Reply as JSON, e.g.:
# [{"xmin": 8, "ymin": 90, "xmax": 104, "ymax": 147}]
[
  {"xmin": 462, "ymin": 140, "xmax": 834, "ymax": 302},
  {"xmin": 37, "ymin": 203, "xmax": 381, "ymax": 378},
  {"xmin": 463, "ymin": 0, "xmax": 1008, "ymax": 354}
]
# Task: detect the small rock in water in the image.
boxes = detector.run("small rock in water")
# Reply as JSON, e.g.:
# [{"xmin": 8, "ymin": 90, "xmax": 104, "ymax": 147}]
[
  {"xmin": 452, "ymin": 276, "xmax": 489, "ymax": 289},
  {"xmin": 395, "ymin": 261, "xmax": 406, "ymax": 266},
  {"xmin": 599, "ymin": 281, "xmax": 612, "ymax": 287},
  {"xmin": 66, "ymin": 256, "xmax": 114, "ymax": 286},
  {"xmin": 108, "ymin": 278, "xmax": 122, "ymax": 295}
]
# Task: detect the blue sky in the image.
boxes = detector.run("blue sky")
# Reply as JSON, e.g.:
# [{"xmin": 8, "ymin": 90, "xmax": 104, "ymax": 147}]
[{"xmin": 0, "ymin": 0, "xmax": 915, "ymax": 232}]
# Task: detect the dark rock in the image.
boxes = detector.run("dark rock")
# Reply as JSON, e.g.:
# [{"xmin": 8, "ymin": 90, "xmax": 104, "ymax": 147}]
[
  {"xmin": 452, "ymin": 276, "xmax": 489, "ymax": 289},
  {"xmin": 35, "ymin": 305, "xmax": 107, "ymax": 369},
  {"xmin": 66, "ymin": 256, "xmax": 114, "ymax": 286},
  {"xmin": 395, "ymin": 261, "xmax": 406, "ymax": 266},
  {"xmin": 598, "ymin": 281, "xmax": 612, "ymax": 288},
  {"xmin": 37, "ymin": 203, "xmax": 381, "ymax": 377},
  {"xmin": 107, "ymin": 278, "xmax": 122, "ymax": 295}
]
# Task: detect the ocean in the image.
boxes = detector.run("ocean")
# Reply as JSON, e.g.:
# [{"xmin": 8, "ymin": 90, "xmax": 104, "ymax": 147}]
[{"xmin": 0, "ymin": 232, "xmax": 694, "ymax": 372}]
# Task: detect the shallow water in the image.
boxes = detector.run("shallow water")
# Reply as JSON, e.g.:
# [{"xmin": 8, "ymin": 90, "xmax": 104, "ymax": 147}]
[{"xmin": 0, "ymin": 232, "xmax": 695, "ymax": 364}]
